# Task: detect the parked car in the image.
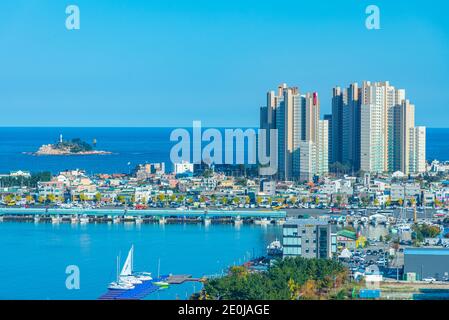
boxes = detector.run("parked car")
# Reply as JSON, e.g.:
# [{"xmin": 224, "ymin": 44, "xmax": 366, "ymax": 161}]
[{"xmin": 423, "ymin": 277, "xmax": 436, "ymax": 283}]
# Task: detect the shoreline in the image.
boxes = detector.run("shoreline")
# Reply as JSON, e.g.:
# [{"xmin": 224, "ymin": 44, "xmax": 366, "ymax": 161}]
[
  {"xmin": 0, "ymin": 207, "xmax": 286, "ymax": 217},
  {"xmin": 23, "ymin": 151, "xmax": 114, "ymax": 156}
]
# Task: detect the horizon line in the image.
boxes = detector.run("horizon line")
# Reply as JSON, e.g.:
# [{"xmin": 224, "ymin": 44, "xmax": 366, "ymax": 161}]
[{"xmin": 0, "ymin": 125, "xmax": 445, "ymax": 129}]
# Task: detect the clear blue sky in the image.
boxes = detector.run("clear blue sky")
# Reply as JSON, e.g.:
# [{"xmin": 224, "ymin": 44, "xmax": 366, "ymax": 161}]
[{"xmin": 0, "ymin": 0, "xmax": 448, "ymax": 127}]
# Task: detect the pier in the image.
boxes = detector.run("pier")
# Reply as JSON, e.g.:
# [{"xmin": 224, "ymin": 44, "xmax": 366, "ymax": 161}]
[
  {"xmin": 98, "ymin": 276, "xmax": 169, "ymax": 300},
  {"xmin": 0, "ymin": 208, "xmax": 286, "ymax": 225},
  {"xmin": 98, "ymin": 275, "xmax": 204, "ymax": 300}
]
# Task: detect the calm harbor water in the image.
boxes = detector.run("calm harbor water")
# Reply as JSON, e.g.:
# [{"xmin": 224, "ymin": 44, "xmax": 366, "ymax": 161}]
[{"xmin": 0, "ymin": 222, "xmax": 280, "ymax": 300}]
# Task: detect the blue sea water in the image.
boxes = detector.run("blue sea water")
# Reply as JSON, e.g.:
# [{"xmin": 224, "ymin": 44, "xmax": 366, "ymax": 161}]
[
  {"xmin": 0, "ymin": 222, "xmax": 279, "ymax": 300},
  {"xmin": 0, "ymin": 127, "xmax": 447, "ymax": 175},
  {"xmin": 0, "ymin": 127, "xmax": 174, "ymax": 174}
]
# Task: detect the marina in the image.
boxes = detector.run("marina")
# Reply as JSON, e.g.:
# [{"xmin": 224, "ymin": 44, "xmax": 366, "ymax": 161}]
[{"xmin": 0, "ymin": 221, "xmax": 278, "ymax": 300}]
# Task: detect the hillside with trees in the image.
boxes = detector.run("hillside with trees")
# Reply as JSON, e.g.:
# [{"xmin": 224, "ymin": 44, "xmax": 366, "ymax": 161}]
[{"xmin": 197, "ymin": 257, "xmax": 353, "ymax": 300}]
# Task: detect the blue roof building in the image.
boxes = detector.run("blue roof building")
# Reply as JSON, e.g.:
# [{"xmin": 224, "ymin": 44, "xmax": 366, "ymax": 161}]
[{"xmin": 404, "ymin": 248, "xmax": 449, "ymax": 280}]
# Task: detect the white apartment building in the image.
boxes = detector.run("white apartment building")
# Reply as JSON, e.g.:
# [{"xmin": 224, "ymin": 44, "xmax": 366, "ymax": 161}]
[
  {"xmin": 299, "ymin": 141, "xmax": 316, "ymax": 182},
  {"xmin": 361, "ymin": 101, "xmax": 385, "ymax": 173},
  {"xmin": 173, "ymin": 161, "xmax": 194, "ymax": 175},
  {"xmin": 390, "ymin": 183, "xmax": 421, "ymax": 202},
  {"xmin": 360, "ymin": 81, "xmax": 426, "ymax": 175},
  {"xmin": 409, "ymin": 126, "xmax": 426, "ymax": 174},
  {"xmin": 317, "ymin": 119, "xmax": 329, "ymax": 176}
]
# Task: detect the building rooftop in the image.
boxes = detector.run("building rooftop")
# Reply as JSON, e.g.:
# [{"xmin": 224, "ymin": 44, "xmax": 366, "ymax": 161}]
[
  {"xmin": 405, "ymin": 248, "xmax": 449, "ymax": 256},
  {"xmin": 284, "ymin": 218, "xmax": 328, "ymax": 226},
  {"xmin": 337, "ymin": 229, "xmax": 357, "ymax": 240}
]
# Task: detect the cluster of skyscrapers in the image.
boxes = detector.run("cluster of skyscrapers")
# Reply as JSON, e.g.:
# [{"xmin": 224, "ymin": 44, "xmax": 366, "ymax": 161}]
[{"xmin": 260, "ymin": 81, "xmax": 426, "ymax": 181}]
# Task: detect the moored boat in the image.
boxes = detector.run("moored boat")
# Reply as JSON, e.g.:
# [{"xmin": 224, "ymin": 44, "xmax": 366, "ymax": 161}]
[
  {"xmin": 80, "ymin": 215, "xmax": 89, "ymax": 224},
  {"xmin": 153, "ymin": 281, "xmax": 169, "ymax": 287},
  {"xmin": 109, "ymin": 256, "xmax": 135, "ymax": 291},
  {"xmin": 267, "ymin": 239, "xmax": 283, "ymax": 256},
  {"xmin": 51, "ymin": 215, "xmax": 62, "ymax": 224},
  {"xmin": 108, "ymin": 281, "xmax": 135, "ymax": 290},
  {"xmin": 135, "ymin": 216, "xmax": 143, "ymax": 224},
  {"xmin": 119, "ymin": 245, "xmax": 152, "ymax": 283}
]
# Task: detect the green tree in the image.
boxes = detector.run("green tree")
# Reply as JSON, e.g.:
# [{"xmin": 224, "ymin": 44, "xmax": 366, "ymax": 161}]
[
  {"xmin": 3, "ymin": 194, "xmax": 13, "ymax": 204},
  {"xmin": 202, "ymin": 257, "xmax": 351, "ymax": 300},
  {"xmin": 47, "ymin": 194, "xmax": 56, "ymax": 203},
  {"xmin": 117, "ymin": 195, "xmax": 126, "ymax": 204}
]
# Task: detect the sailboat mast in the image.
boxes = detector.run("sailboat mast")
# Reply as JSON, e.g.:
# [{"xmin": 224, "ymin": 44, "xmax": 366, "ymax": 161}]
[
  {"xmin": 116, "ymin": 256, "xmax": 119, "ymax": 283},
  {"xmin": 157, "ymin": 258, "xmax": 161, "ymax": 279},
  {"xmin": 131, "ymin": 245, "xmax": 134, "ymax": 273}
]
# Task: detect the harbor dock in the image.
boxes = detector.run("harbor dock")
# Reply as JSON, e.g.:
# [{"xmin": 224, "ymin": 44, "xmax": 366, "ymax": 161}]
[
  {"xmin": 98, "ymin": 276, "xmax": 169, "ymax": 300},
  {"xmin": 98, "ymin": 275, "xmax": 204, "ymax": 300},
  {"xmin": 0, "ymin": 208, "xmax": 287, "ymax": 225}
]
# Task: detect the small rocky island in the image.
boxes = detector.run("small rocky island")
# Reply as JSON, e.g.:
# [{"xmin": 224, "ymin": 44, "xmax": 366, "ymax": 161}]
[{"xmin": 31, "ymin": 135, "xmax": 112, "ymax": 156}]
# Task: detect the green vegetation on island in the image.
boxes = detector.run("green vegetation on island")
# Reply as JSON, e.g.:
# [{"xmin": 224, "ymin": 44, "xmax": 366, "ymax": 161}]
[
  {"xmin": 33, "ymin": 136, "xmax": 111, "ymax": 155},
  {"xmin": 54, "ymin": 138, "xmax": 93, "ymax": 153}
]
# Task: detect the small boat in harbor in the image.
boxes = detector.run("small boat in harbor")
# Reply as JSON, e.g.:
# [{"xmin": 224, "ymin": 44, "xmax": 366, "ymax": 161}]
[
  {"xmin": 109, "ymin": 256, "xmax": 135, "ymax": 291},
  {"xmin": 234, "ymin": 216, "xmax": 243, "ymax": 226},
  {"xmin": 51, "ymin": 215, "xmax": 62, "ymax": 224},
  {"xmin": 135, "ymin": 216, "xmax": 143, "ymax": 224},
  {"xmin": 276, "ymin": 219, "xmax": 286, "ymax": 225},
  {"xmin": 119, "ymin": 245, "xmax": 152, "ymax": 283},
  {"xmin": 153, "ymin": 281, "xmax": 169, "ymax": 287},
  {"xmin": 267, "ymin": 239, "xmax": 283, "ymax": 257},
  {"xmin": 79, "ymin": 215, "xmax": 89, "ymax": 224},
  {"xmin": 70, "ymin": 215, "xmax": 79, "ymax": 224},
  {"xmin": 255, "ymin": 218, "xmax": 270, "ymax": 226},
  {"xmin": 113, "ymin": 216, "xmax": 121, "ymax": 224}
]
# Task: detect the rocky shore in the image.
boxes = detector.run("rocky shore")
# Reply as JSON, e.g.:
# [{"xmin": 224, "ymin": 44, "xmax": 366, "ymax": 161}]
[{"xmin": 29, "ymin": 144, "xmax": 112, "ymax": 156}]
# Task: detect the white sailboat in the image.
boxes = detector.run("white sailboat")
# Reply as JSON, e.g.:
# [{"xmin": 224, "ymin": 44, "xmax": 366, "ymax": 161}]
[
  {"xmin": 108, "ymin": 256, "xmax": 135, "ymax": 290},
  {"xmin": 119, "ymin": 245, "xmax": 152, "ymax": 283}
]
